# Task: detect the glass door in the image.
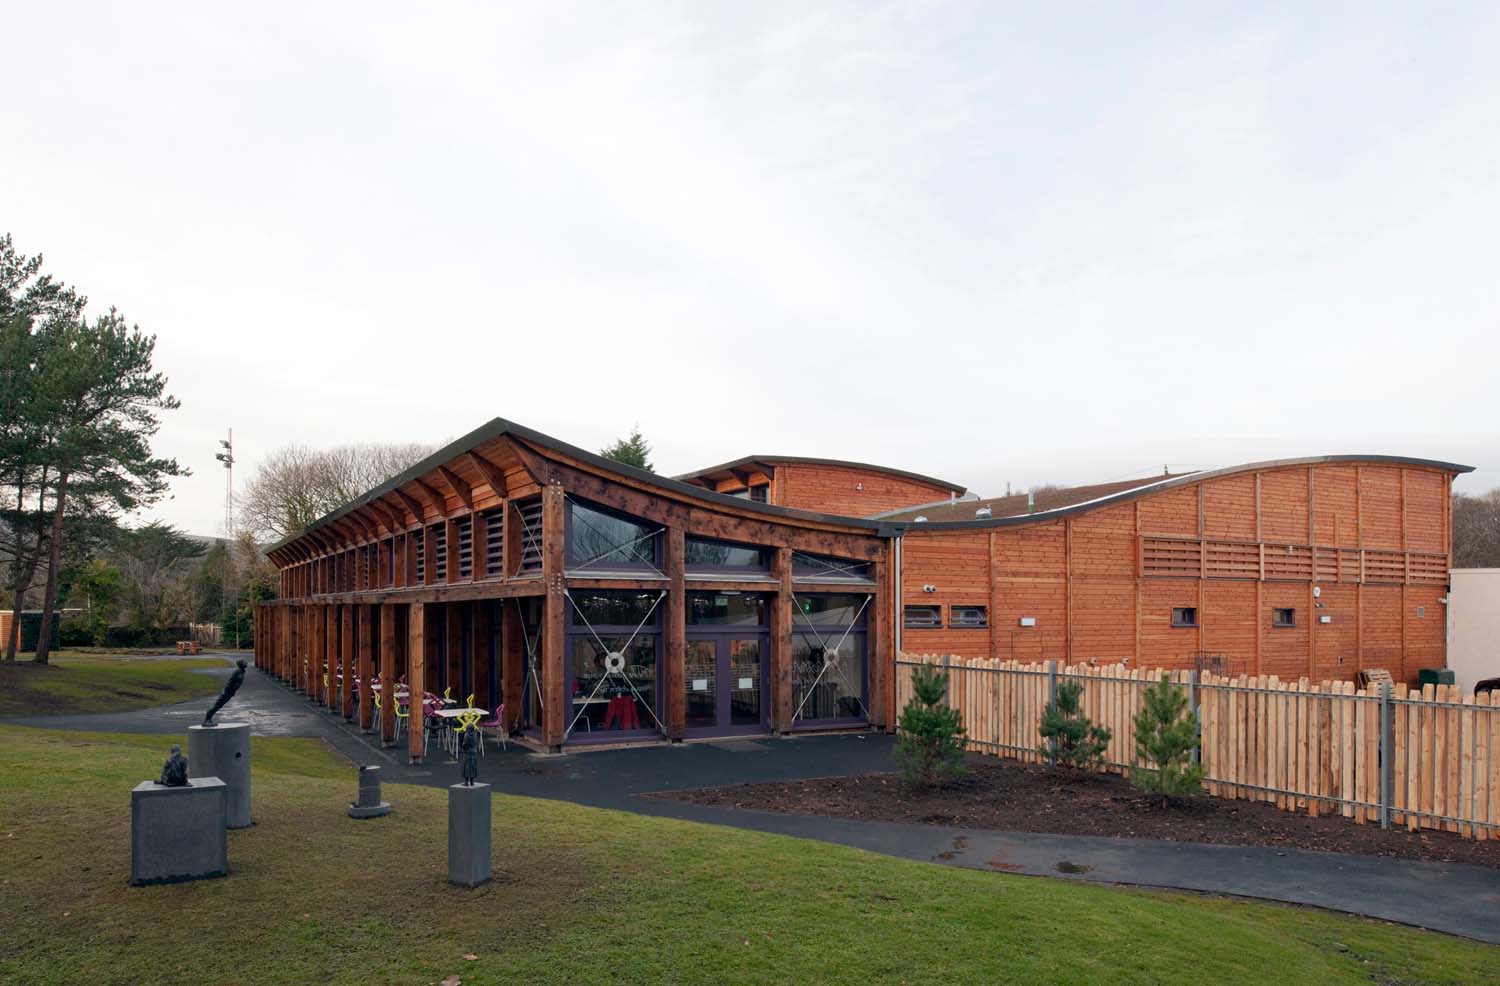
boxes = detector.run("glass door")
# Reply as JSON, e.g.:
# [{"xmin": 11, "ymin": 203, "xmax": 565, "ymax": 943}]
[{"xmin": 684, "ymin": 634, "xmax": 768, "ymax": 735}]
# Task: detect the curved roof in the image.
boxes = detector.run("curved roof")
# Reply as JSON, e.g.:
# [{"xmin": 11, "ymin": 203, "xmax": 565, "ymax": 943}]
[
  {"xmin": 675, "ymin": 454, "xmax": 966, "ymax": 495},
  {"xmin": 267, "ymin": 418, "xmax": 892, "ymax": 557},
  {"xmin": 890, "ymin": 454, "xmax": 1473, "ymax": 532}
]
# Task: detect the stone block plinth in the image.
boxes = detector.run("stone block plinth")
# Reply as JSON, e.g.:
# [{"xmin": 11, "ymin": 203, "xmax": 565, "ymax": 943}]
[
  {"xmin": 448, "ymin": 783, "xmax": 491, "ymax": 887},
  {"xmin": 131, "ymin": 778, "xmax": 228, "ymax": 886}
]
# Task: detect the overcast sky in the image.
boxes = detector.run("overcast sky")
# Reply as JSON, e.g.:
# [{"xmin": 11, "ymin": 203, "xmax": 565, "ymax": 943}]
[{"xmin": 5, "ymin": 2, "xmax": 1498, "ymax": 536}]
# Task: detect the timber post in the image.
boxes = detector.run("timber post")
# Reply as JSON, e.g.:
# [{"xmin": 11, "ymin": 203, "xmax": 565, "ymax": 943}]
[{"xmin": 408, "ymin": 602, "xmax": 427, "ymax": 764}]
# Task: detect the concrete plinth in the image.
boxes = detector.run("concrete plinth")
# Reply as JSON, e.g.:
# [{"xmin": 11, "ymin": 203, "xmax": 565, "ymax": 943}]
[
  {"xmin": 348, "ymin": 765, "xmax": 391, "ymax": 819},
  {"xmin": 189, "ymin": 722, "xmax": 252, "ymax": 828},
  {"xmin": 131, "ymin": 778, "xmax": 228, "ymax": 885},
  {"xmin": 448, "ymin": 783, "xmax": 491, "ymax": 887}
]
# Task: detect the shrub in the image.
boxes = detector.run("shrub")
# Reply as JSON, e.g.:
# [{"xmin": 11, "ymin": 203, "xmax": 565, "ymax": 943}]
[
  {"xmin": 1038, "ymin": 679, "xmax": 1111, "ymax": 769},
  {"xmin": 1130, "ymin": 672, "xmax": 1204, "ymax": 807},
  {"xmin": 894, "ymin": 663, "xmax": 967, "ymax": 788},
  {"xmin": 58, "ymin": 620, "xmax": 93, "ymax": 648}
]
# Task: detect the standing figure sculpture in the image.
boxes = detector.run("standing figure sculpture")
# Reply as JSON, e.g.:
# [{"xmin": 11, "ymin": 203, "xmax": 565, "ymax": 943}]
[
  {"xmin": 204, "ymin": 659, "xmax": 249, "ymax": 725},
  {"xmin": 158, "ymin": 744, "xmax": 189, "ymax": 786},
  {"xmin": 458, "ymin": 723, "xmax": 480, "ymax": 786}
]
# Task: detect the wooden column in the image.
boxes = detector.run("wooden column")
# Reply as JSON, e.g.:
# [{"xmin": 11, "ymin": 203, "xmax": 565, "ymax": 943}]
[
  {"xmin": 541, "ymin": 480, "xmax": 567, "ymax": 749},
  {"xmin": 665, "ymin": 528, "xmax": 686, "ymax": 741},
  {"xmin": 473, "ymin": 601, "xmax": 491, "ymax": 710},
  {"xmin": 870, "ymin": 553, "xmax": 890, "ymax": 730},
  {"xmin": 281, "ymin": 605, "xmax": 291, "ymax": 682},
  {"xmin": 324, "ymin": 603, "xmax": 339, "ymax": 710},
  {"xmin": 446, "ymin": 603, "xmax": 463, "ymax": 699},
  {"xmin": 502, "ymin": 601, "xmax": 524, "ymax": 731},
  {"xmin": 358, "ymin": 605, "xmax": 375, "ymax": 731},
  {"xmin": 379, "ymin": 604, "xmax": 397, "ymax": 744},
  {"xmin": 341, "ymin": 604, "xmax": 355, "ymax": 719},
  {"xmin": 771, "ymin": 546, "xmax": 794, "ymax": 733},
  {"xmin": 408, "ymin": 602, "xmax": 427, "ymax": 763},
  {"xmin": 310, "ymin": 605, "xmax": 325, "ymax": 700}
]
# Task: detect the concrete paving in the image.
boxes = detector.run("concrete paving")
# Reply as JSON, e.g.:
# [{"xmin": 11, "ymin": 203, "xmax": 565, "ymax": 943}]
[{"xmin": 8, "ymin": 663, "xmax": 1499, "ymax": 944}]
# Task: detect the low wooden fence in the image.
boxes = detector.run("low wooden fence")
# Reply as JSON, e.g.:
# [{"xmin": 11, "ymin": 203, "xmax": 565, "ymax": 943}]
[{"xmin": 897, "ymin": 654, "xmax": 1500, "ymax": 840}]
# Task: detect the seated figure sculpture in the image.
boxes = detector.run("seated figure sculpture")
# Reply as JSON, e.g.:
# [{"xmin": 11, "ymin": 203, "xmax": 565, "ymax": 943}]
[{"xmin": 158, "ymin": 745, "xmax": 189, "ymax": 786}]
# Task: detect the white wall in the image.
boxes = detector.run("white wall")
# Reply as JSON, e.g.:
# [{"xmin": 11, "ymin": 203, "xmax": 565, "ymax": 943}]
[{"xmin": 1447, "ymin": 569, "xmax": 1500, "ymax": 692}]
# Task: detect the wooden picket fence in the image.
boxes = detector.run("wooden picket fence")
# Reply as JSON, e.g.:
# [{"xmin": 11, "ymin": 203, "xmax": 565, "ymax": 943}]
[{"xmin": 897, "ymin": 654, "xmax": 1500, "ymax": 840}]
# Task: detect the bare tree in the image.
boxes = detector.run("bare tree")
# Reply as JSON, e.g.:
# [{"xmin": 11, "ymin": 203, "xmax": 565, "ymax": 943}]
[
  {"xmin": 237, "ymin": 441, "xmax": 435, "ymax": 542},
  {"xmin": 1453, "ymin": 489, "xmax": 1500, "ymax": 568}
]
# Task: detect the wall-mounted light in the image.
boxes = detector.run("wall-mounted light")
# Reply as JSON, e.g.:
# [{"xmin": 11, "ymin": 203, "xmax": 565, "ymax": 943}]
[
  {"xmin": 1018, "ymin": 616, "xmax": 1037, "ymax": 627},
  {"xmin": 922, "ymin": 584, "xmax": 937, "ymax": 594},
  {"xmin": 1319, "ymin": 615, "xmax": 1332, "ymax": 624}
]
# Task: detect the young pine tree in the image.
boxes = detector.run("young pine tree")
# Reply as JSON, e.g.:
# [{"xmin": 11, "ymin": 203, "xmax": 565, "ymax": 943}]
[
  {"xmin": 1130, "ymin": 673, "xmax": 1204, "ymax": 808},
  {"xmin": 894, "ymin": 663, "xmax": 967, "ymax": 788},
  {"xmin": 1038, "ymin": 679, "xmax": 1112, "ymax": 770}
]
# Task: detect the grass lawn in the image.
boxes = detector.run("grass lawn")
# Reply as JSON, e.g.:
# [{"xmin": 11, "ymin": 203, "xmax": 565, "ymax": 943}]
[
  {"xmin": 0, "ymin": 654, "xmax": 227, "ymax": 716},
  {"xmin": 0, "ymin": 725, "xmax": 1493, "ymax": 986}
]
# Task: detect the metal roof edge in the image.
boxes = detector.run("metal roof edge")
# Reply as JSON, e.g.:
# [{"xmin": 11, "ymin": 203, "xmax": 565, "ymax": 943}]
[{"xmin": 888, "ymin": 454, "xmax": 1474, "ymax": 534}]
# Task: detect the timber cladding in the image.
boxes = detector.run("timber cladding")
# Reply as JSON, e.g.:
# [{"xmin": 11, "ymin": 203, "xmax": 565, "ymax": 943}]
[
  {"xmin": 899, "ymin": 460, "xmax": 1459, "ymax": 686},
  {"xmin": 774, "ymin": 462, "xmax": 957, "ymax": 517}
]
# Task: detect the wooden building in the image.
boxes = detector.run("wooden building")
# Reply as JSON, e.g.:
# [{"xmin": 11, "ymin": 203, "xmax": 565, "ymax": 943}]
[
  {"xmin": 254, "ymin": 418, "xmax": 1469, "ymax": 759},
  {"xmin": 888, "ymin": 457, "xmax": 1469, "ymax": 683}
]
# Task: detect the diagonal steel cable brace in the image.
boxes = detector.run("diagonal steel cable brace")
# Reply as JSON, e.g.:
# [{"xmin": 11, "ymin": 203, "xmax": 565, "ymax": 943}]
[
  {"xmin": 789, "ymin": 592, "xmax": 872, "ymax": 723},
  {"xmin": 562, "ymin": 589, "xmax": 668, "ymax": 739}
]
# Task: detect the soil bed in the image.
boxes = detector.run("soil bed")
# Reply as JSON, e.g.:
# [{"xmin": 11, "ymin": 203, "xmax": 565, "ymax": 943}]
[{"xmin": 657, "ymin": 758, "xmax": 1500, "ymax": 870}]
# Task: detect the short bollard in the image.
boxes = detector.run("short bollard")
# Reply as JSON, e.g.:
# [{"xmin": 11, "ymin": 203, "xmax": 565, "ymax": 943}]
[
  {"xmin": 347, "ymin": 765, "xmax": 391, "ymax": 819},
  {"xmin": 448, "ymin": 782, "xmax": 491, "ymax": 887}
]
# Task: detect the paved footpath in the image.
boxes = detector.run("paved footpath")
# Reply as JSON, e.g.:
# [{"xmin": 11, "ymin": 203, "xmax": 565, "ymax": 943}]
[{"xmin": 9, "ymin": 661, "xmax": 1499, "ymax": 944}]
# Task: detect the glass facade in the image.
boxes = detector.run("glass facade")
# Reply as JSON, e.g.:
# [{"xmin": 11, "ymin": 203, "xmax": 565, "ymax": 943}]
[
  {"xmin": 684, "ymin": 537, "xmax": 769, "ymax": 572},
  {"xmin": 792, "ymin": 553, "xmax": 872, "ymax": 582},
  {"xmin": 687, "ymin": 592, "xmax": 766, "ymax": 626},
  {"xmin": 791, "ymin": 593, "xmax": 869, "ymax": 725},
  {"xmin": 565, "ymin": 590, "xmax": 662, "ymax": 739},
  {"xmin": 568, "ymin": 501, "xmax": 658, "ymax": 569}
]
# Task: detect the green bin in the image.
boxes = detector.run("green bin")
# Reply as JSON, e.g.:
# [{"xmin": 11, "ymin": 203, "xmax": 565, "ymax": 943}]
[{"xmin": 1417, "ymin": 668, "xmax": 1456, "ymax": 687}]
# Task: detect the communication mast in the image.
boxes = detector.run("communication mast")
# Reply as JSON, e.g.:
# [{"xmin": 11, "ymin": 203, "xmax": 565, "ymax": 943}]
[{"xmin": 215, "ymin": 429, "xmax": 235, "ymax": 539}]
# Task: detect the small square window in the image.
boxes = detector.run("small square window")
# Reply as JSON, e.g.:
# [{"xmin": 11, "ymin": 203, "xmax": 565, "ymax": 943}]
[
  {"xmin": 1171, "ymin": 607, "xmax": 1198, "ymax": 628},
  {"xmin": 1272, "ymin": 607, "xmax": 1296, "ymax": 628},
  {"xmin": 750, "ymin": 485, "xmax": 769, "ymax": 502},
  {"xmin": 950, "ymin": 605, "xmax": 988, "ymax": 628},
  {"xmin": 904, "ymin": 605, "xmax": 942, "ymax": 629}
]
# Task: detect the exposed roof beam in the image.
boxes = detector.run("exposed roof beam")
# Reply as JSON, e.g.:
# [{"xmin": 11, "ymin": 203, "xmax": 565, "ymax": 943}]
[
  {"xmin": 435, "ymin": 465, "xmax": 473, "ymax": 511},
  {"xmin": 466, "ymin": 451, "xmax": 510, "ymax": 499},
  {"xmin": 411, "ymin": 477, "xmax": 451, "ymax": 517},
  {"xmin": 390, "ymin": 488, "xmax": 428, "ymax": 525}
]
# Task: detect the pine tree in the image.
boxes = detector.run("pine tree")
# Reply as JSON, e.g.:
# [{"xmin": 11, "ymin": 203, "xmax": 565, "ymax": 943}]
[
  {"xmin": 894, "ymin": 663, "xmax": 967, "ymax": 788},
  {"xmin": 1130, "ymin": 673, "xmax": 1204, "ymax": 807},
  {"xmin": 1038, "ymin": 679, "xmax": 1112, "ymax": 769},
  {"xmin": 599, "ymin": 425, "xmax": 654, "ymax": 473}
]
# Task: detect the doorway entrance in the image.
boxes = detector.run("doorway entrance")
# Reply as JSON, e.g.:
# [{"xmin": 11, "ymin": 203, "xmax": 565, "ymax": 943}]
[{"xmin": 684, "ymin": 634, "xmax": 768, "ymax": 735}]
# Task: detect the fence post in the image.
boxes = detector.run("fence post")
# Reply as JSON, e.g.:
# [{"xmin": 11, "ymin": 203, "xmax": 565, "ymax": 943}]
[
  {"xmin": 1188, "ymin": 670, "xmax": 1200, "ymax": 765},
  {"xmin": 942, "ymin": 654, "xmax": 952, "ymax": 708},
  {"xmin": 1378, "ymin": 681, "xmax": 1393, "ymax": 830},
  {"xmin": 1046, "ymin": 660, "xmax": 1058, "ymax": 768}
]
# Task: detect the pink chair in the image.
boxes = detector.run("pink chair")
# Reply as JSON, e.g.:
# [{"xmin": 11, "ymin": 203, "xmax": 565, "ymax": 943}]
[{"xmin": 478, "ymin": 704, "xmax": 506, "ymax": 751}]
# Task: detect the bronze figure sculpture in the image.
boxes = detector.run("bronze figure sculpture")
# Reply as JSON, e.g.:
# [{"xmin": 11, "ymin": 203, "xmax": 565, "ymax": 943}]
[
  {"xmin": 159, "ymin": 745, "xmax": 189, "ymax": 786},
  {"xmin": 459, "ymin": 723, "xmax": 480, "ymax": 786},
  {"xmin": 204, "ymin": 659, "xmax": 248, "ymax": 725}
]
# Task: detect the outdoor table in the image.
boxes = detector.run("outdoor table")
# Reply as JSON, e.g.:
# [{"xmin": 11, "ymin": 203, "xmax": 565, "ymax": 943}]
[{"xmin": 430, "ymin": 706, "xmax": 489, "ymax": 757}]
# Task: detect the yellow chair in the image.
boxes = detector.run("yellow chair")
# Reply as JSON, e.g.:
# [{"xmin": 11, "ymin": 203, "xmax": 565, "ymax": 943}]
[{"xmin": 393, "ymin": 696, "xmax": 409, "ymax": 740}]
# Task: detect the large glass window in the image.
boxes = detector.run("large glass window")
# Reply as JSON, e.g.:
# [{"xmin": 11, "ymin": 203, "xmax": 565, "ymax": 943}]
[
  {"xmin": 567, "ymin": 501, "xmax": 659, "ymax": 570},
  {"xmin": 684, "ymin": 537, "xmax": 769, "ymax": 572},
  {"xmin": 688, "ymin": 592, "xmax": 766, "ymax": 626},
  {"xmin": 565, "ymin": 590, "xmax": 662, "ymax": 739},
  {"xmin": 791, "ymin": 592, "xmax": 870, "ymax": 725},
  {"xmin": 792, "ymin": 552, "xmax": 873, "ymax": 582}
]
